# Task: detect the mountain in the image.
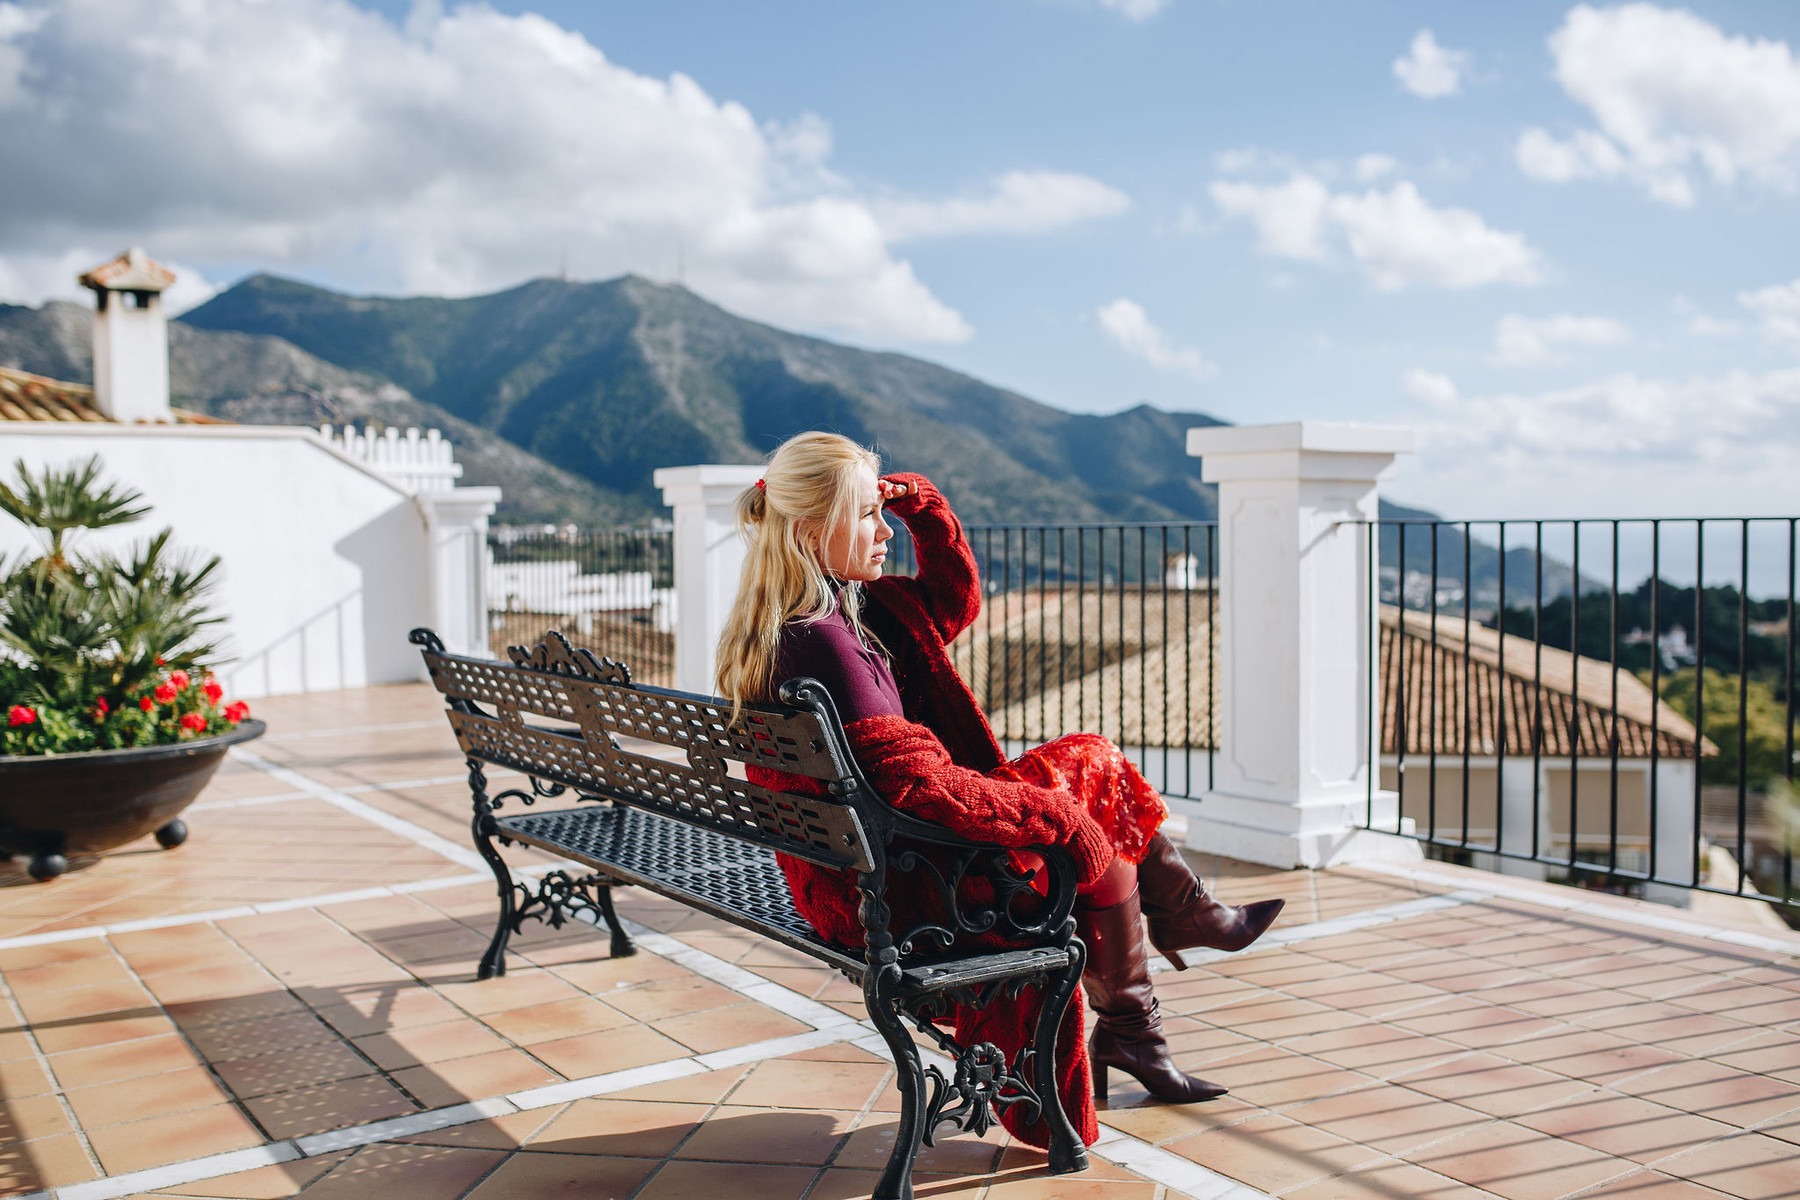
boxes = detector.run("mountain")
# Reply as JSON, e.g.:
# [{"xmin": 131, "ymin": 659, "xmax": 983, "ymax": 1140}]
[
  {"xmin": 0, "ymin": 300, "xmax": 648, "ymax": 525},
  {"xmin": 180, "ymin": 275, "xmax": 1229, "ymax": 523}
]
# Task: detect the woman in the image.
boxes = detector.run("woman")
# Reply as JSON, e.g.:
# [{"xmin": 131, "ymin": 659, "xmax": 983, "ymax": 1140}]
[{"xmin": 717, "ymin": 432, "xmax": 1283, "ymax": 1149}]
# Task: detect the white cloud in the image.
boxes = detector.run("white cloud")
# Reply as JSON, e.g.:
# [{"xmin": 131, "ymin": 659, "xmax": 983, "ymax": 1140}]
[
  {"xmin": 1492, "ymin": 313, "xmax": 1632, "ymax": 366},
  {"xmin": 1211, "ymin": 173, "xmax": 1545, "ymax": 290},
  {"xmin": 1398, "ymin": 366, "xmax": 1800, "ymax": 518},
  {"xmin": 1094, "ymin": 298, "xmax": 1216, "ymax": 381},
  {"xmin": 0, "ymin": 0, "xmax": 1158, "ymax": 343},
  {"xmin": 1354, "ymin": 153, "xmax": 1400, "ymax": 182},
  {"xmin": 1739, "ymin": 278, "xmax": 1800, "ymax": 346},
  {"xmin": 1516, "ymin": 4, "xmax": 1800, "ymax": 206},
  {"xmin": 874, "ymin": 171, "xmax": 1131, "ymax": 242},
  {"xmin": 1097, "ymin": 0, "xmax": 1171, "ymax": 21},
  {"xmin": 1393, "ymin": 30, "xmax": 1468, "ymax": 99}
]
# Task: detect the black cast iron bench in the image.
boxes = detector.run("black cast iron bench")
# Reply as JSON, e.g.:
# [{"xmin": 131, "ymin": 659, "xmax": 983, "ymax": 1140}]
[{"xmin": 410, "ymin": 628, "xmax": 1088, "ymax": 1200}]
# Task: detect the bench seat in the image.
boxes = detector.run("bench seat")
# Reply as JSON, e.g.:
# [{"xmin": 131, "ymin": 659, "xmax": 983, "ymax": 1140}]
[{"xmin": 498, "ymin": 803, "xmax": 1076, "ymax": 993}]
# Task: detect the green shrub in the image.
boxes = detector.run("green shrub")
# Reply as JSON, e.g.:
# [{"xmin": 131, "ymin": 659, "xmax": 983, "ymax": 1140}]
[{"xmin": 0, "ymin": 457, "xmax": 250, "ymax": 756}]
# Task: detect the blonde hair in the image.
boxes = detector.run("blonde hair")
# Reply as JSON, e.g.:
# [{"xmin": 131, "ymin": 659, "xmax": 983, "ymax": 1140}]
[{"xmin": 716, "ymin": 431, "xmax": 882, "ymax": 717}]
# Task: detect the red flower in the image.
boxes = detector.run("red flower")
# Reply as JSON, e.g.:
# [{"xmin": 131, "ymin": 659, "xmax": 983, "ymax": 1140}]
[
  {"xmin": 179, "ymin": 712, "xmax": 207, "ymax": 733},
  {"xmin": 140, "ymin": 695, "xmax": 156, "ymax": 712},
  {"xmin": 154, "ymin": 682, "xmax": 176, "ymax": 704},
  {"xmin": 170, "ymin": 669, "xmax": 191, "ymax": 690},
  {"xmin": 224, "ymin": 701, "xmax": 250, "ymax": 724},
  {"xmin": 155, "ymin": 656, "xmax": 165, "ymax": 666},
  {"xmin": 7, "ymin": 705, "xmax": 35, "ymax": 727},
  {"xmin": 203, "ymin": 679, "xmax": 223, "ymax": 704}
]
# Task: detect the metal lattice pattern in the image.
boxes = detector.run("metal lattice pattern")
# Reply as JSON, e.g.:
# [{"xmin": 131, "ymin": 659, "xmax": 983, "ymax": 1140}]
[
  {"xmin": 498, "ymin": 805, "xmax": 826, "ymax": 949},
  {"xmin": 426, "ymin": 650, "xmax": 869, "ymax": 870}
]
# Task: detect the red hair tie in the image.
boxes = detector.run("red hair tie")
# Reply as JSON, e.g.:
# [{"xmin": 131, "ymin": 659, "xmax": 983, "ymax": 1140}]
[{"xmin": 754, "ymin": 479, "xmax": 766, "ymax": 490}]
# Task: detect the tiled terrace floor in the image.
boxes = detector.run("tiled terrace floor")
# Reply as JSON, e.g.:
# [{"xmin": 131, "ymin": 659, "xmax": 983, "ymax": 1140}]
[{"xmin": 2, "ymin": 684, "xmax": 1798, "ymax": 1200}]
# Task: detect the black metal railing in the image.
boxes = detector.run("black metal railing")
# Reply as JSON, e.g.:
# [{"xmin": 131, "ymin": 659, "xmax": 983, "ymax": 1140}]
[
  {"xmin": 889, "ymin": 521, "xmax": 1220, "ymax": 800},
  {"xmin": 487, "ymin": 526, "xmax": 675, "ymax": 687},
  {"xmin": 1362, "ymin": 517, "xmax": 1797, "ymax": 915}
]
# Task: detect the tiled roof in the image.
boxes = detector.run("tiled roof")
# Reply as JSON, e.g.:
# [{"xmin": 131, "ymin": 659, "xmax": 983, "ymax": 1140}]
[
  {"xmin": 78, "ymin": 247, "xmax": 177, "ymax": 293},
  {"xmin": 950, "ymin": 587, "xmax": 1711, "ymax": 759},
  {"xmin": 0, "ymin": 365, "xmax": 225, "ymax": 425}
]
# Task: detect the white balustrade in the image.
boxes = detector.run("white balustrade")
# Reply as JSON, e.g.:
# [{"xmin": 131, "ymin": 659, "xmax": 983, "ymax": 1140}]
[{"xmin": 320, "ymin": 424, "xmax": 464, "ymax": 493}]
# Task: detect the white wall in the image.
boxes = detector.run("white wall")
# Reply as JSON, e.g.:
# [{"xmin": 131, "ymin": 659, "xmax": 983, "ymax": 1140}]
[{"xmin": 0, "ymin": 425, "xmax": 454, "ymax": 698}]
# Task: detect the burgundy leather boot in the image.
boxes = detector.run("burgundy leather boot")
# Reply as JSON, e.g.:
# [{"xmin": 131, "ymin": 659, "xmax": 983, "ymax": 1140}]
[
  {"xmin": 1078, "ymin": 888, "xmax": 1227, "ymax": 1103},
  {"xmin": 1135, "ymin": 832, "xmax": 1285, "ymax": 970}
]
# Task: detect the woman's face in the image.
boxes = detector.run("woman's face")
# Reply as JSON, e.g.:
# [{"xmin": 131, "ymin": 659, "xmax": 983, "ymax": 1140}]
[{"xmin": 813, "ymin": 463, "xmax": 892, "ymax": 583}]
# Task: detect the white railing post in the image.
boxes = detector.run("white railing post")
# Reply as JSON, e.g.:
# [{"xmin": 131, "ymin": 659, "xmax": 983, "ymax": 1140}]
[
  {"xmin": 414, "ymin": 487, "xmax": 503, "ymax": 660},
  {"xmin": 655, "ymin": 464, "xmax": 764, "ymax": 695},
  {"xmin": 1184, "ymin": 422, "xmax": 1423, "ymax": 869}
]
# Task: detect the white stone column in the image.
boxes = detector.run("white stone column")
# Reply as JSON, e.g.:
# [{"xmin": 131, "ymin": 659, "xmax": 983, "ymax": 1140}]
[
  {"xmin": 655, "ymin": 464, "xmax": 765, "ymax": 695},
  {"xmin": 415, "ymin": 487, "xmax": 502, "ymax": 661},
  {"xmin": 1184, "ymin": 422, "xmax": 1424, "ymax": 869}
]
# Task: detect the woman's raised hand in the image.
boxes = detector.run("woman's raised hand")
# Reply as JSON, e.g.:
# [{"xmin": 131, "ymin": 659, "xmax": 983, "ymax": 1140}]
[{"xmin": 877, "ymin": 476, "xmax": 914, "ymax": 504}]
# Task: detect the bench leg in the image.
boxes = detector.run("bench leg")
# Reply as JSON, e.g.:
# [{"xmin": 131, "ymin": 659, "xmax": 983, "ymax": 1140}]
[
  {"xmin": 592, "ymin": 881, "xmax": 637, "ymax": 960},
  {"xmin": 866, "ymin": 966, "xmax": 925, "ymax": 1200},
  {"xmin": 467, "ymin": 761, "xmax": 516, "ymax": 981},
  {"xmin": 1033, "ymin": 934, "xmax": 1090, "ymax": 1176}
]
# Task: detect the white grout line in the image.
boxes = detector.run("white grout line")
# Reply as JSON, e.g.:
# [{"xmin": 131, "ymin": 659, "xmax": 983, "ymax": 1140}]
[
  {"xmin": 1355, "ymin": 861, "xmax": 1800, "ymax": 958},
  {"xmin": 229, "ymin": 747, "xmax": 488, "ymax": 871},
  {"xmin": 1145, "ymin": 888, "xmax": 1489, "ymax": 973},
  {"xmin": 295, "ymin": 1096, "xmax": 521, "ymax": 1156}
]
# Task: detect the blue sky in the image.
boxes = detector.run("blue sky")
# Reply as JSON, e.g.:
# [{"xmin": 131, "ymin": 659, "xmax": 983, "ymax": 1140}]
[{"xmin": 3, "ymin": 1, "xmax": 1799, "ymax": 520}]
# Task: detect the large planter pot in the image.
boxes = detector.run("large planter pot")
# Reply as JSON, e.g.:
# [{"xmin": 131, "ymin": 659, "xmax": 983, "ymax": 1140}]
[{"xmin": 0, "ymin": 720, "xmax": 266, "ymax": 882}]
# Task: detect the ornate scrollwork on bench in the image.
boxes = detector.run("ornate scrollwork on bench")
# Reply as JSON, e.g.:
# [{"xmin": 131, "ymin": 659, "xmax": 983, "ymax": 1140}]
[{"xmin": 922, "ymin": 1042, "xmax": 1042, "ymax": 1142}]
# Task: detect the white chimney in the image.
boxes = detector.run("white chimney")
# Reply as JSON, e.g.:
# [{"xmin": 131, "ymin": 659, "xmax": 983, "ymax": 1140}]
[{"xmin": 78, "ymin": 248, "xmax": 176, "ymax": 423}]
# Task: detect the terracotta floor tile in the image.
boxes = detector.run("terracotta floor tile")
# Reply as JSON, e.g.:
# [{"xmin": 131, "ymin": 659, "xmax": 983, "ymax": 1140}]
[
  {"xmin": 143, "ymin": 963, "xmax": 285, "ymax": 1006},
  {"xmin": 148, "ymin": 1151, "xmax": 349, "ymax": 1197},
  {"xmin": 0, "ymin": 938, "xmax": 114, "ymax": 972},
  {"xmin": 1534, "ymin": 1042, "xmax": 1691, "ymax": 1086},
  {"xmin": 1283, "ymin": 1024, "xmax": 1470, "ymax": 1075},
  {"xmin": 1393, "ymin": 1052, "xmax": 1600, "ymax": 1117},
  {"xmin": 85, "ymin": 1103, "xmax": 264, "ymax": 1174},
  {"xmin": 1656, "ymin": 1132, "xmax": 1800, "ymax": 1200},
  {"xmin": 434, "ymin": 969, "xmax": 583, "ymax": 1016},
  {"xmin": 184, "ymin": 1010, "xmax": 343, "ymax": 1062},
  {"xmin": 14, "ymin": 978, "xmax": 155, "ymax": 1026},
  {"xmin": 525, "ymin": 1098, "xmax": 709, "ymax": 1156},
  {"xmin": 312, "ymin": 986, "xmax": 466, "ymax": 1037},
  {"xmin": 164, "ymin": 990, "xmax": 308, "ymax": 1031},
  {"xmin": 394, "ymin": 1106, "xmax": 564, "ymax": 1150},
  {"xmin": 1282, "ymin": 1159, "xmax": 1495, "ymax": 1200},
  {"xmin": 47, "ymin": 1031, "xmax": 199, "ymax": 1089},
  {"xmin": 636, "ymin": 1159, "xmax": 818, "ymax": 1200},
  {"xmin": 24, "ymin": 1009, "xmax": 175, "ymax": 1056},
  {"xmin": 601, "ymin": 976, "xmax": 744, "ymax": 1022},
  {"xmin": 1186, "ymin": 1046, "xmax": 1373, "ymax": 1107},
  {"xmin": 480, "ymin": 995, "xmax": 631, "ymax": 1045},
  {"xmin": 351, "ymin": 1017, "xmax": 511, "ymax": 1070},
  {"xmin": 728, "ymin": 1058, "xmax": 894, "ymax": 1111},
  {"xmin": 241, "ymin": 1074, "xmax": 419, "ymax": 1138},
  {"xmin": 525, "ymin": 1023, "xmax": 690, "ymax": 1078},
  {"xmin": 0, "ymin": 1055, "xmax": 54, "ymax": 1099},
  {"xmin": 454, "ymin": 1149, "xmax": 658, "ymax": 1199},
  {"xmin": 1164, "ymin": 1112, "xmax": 1384, "ymax": 1193},
  {"xmin": 1573, "ymin": 1169, "xmax": 1739, "ymax": 1199},
  {"xmin": 1516, "ymin": 1092, "xmax": 1737, "ymax": 1163},
  {"xmin": 1614, "ymin": 1060, "xmax": 1800, "ymax": 1128},
  {"xmin": 391, "ymin": 1046, "xmax": 562, "ymax": 1109},
  {"xmin": 673, "ymin": 1104, "xmax": 855, "ymax": 1165},
  {"xmin": 64, "ymin": 1063, "xmax": 233, "ymax": 1128},
  {"xmin": 651, "ymin": 1001, "xmax": 811, "ymax": 1055},
  {"xmin": 212, "ymin": 1039, "xmax": 376, "ymax": 1098},
  {"xmin": 829, "ymin": 1119, "xmax": 1011, "ymax": 1175},
  {"xmin": 4, "ymin": 952, "xmax": 138, "ymax": 996},
  {"xmin": 1095, "ymin": 1093, "xmax": 1265, "ymax": 1146},
  {"xmin": 810, "ymin": 1167, "xmax": 988, "ymax": 1199},
  {"xmin": 0, "ymin": 1092, "xmax": 77, "ymax": 1143},
  {"xmin": 1405, "ymin": 1121, "xmax": 1635, "ymax": 1200},
  {"xmin": 0, "ymin": 1131, "xmax": 99, "ymax": 1190},
  {"xmin": 291, "ymin": 1142, "xmax": 508, "ymax": 1200},
  {"xmin": 985, "ymin": 1172, "xmax": 1156, "ymax": 1199},
  {"xmin": 1281, "ymin": 1085, "xmax": 1495, "ymax": 1154},
  {"xmin": 545, "ymin": 950, "xmax": 691, "ymax": 993}
]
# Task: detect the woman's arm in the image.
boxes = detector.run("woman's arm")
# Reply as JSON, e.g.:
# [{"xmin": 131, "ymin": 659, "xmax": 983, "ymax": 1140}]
[
  {"xmin": 874, "ymin": 472, "xmax": 982, "ymax": 644},
  {"xmin": 846, "ymin": 713, "xmax": 1112, "ymax": 885}
]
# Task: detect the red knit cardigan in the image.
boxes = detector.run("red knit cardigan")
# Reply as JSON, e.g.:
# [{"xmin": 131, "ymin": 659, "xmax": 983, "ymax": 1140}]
[{"xmin": 746, "ymin": 473, "xmax": 1105, "ymax": 1150}]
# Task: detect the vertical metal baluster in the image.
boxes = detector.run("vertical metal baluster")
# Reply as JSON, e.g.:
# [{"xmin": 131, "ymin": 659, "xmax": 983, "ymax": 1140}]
[
  {"xmin": 1496, "ymin": 523, "xmax": 1508, "ymax": 856},
  {"xmin": 1057, "ymin": 526, "xmax": 1067, "ymax": 748},
  {"xmin": 1161, "ymin": 525, "xmax": 1172, "ymax": 792},
  {"xmin": 1787, "ymin": 518, "xmax": 1797, "ymax": 907},
  {"xmin": 1609, "ymin": 521, "xmax": 1621, "ymax": 876},
  {"xmin": 1038, "ymin": 526, "xmax": 1047, "ymax": 746},
  {"xmin": 1139, "ymin": 526, "xmax": 1148, "ymax": 775},
  {"xmin": 985, "ymin": 527, "xmax": 995, "ymax": 718},
  {"xmin": 1570, "ymin": 522, "xmax": 1582, "ymax": 872},
  {"xmin": 1462, "ymin": 521, "xmax": 1472, "ymax": 850},
  {"xmin": 1533, "ymin": 521, "xmax": 1544, "ymax": 863},
  {"xmin": 1117, "ymin": 526, "xmax": 1126, "ymax": 752},
  {"xmin": 1182, "ymin": 524, "xmax": 1193, "ymax": 798},
  {"xmin": 1397, "ymin": 522, "xmax": 1409, "ymax": 832},
  {"xmin": 1208, "ymin": 523, "xmax": 1217, "ymax": 792},
  {"xmin": 1650, "ymin": 521, "xmax": 1662, "ymax": 886},
  {"xmin": 1694, "ymin": 522, "xmax": 1705, "ymax": 890},
  {"xmin": 1737, "ymin": 520, "xmax": 1750, "ymax": 895},
  {"xmin": 1078, "ymin": 528, "xmax": 1087, "ymax": 733},
  {"xmin": 1429, "ymin": 522, "xmax": 1440, "ymax": 844},
  {"xmin": 1368, "ymin": 518, "xmax": 1377, "ymax": 826}
]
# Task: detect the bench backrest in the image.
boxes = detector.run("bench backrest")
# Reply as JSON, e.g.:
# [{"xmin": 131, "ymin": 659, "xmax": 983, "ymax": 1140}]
[{"xmin": 414, "ymin": 630, "xmax": 875, "ymax": 873}]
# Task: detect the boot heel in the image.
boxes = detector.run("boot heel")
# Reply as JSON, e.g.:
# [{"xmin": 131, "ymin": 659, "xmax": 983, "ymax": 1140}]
[{"xmin": 1162, "ymin": 949, "xmax": 1188, "ymax": 972}]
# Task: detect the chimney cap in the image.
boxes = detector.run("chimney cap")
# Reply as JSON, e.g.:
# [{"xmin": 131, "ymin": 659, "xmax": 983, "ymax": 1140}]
[{"xmin": 79, "ymin": 247, "xmax": 176, "ymax": 294}]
